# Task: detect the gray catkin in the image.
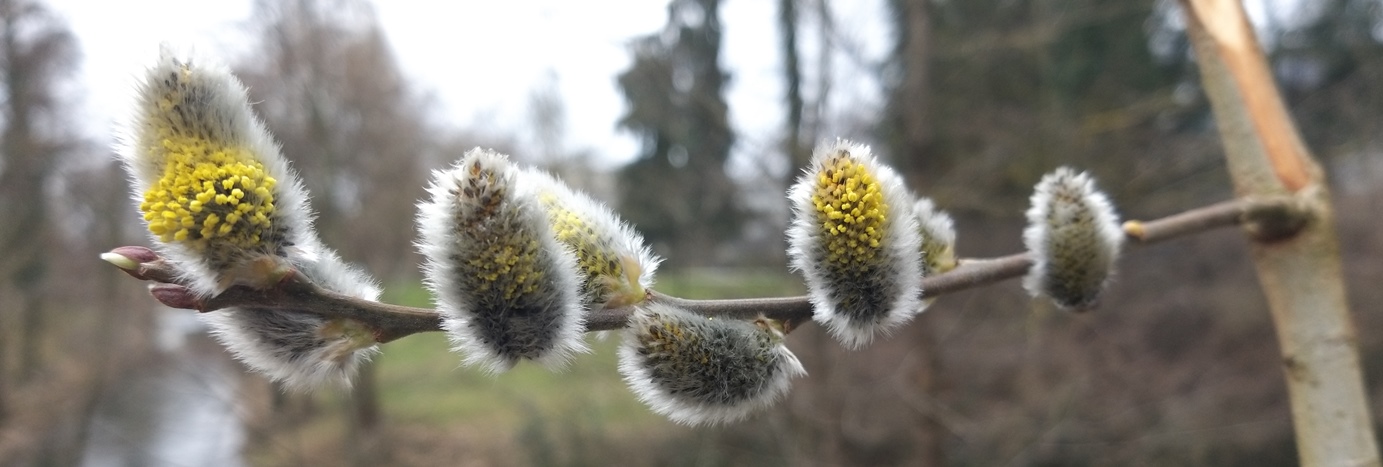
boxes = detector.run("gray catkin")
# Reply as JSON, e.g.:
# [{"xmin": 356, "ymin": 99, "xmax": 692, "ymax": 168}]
[{"xmin": 619, "ymin": 303, "xmax": 804, "ymax": 425}]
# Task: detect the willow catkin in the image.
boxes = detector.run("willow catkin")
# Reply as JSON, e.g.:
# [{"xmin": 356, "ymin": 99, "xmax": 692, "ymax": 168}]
[
  {"xmin": 1022, "ymin": 167, "xmax": 1124, "ymax": 310},
  {"xmin": 786, "ymin": 139, "xmax": 923, "ymax": 348},
  {"xmin": 416, "ymin": 149, "xmax": 588, "ymax": 372},
  {"xmin": 618, "ymin": 303, "xmax": 805, "ymax": 426},
  {"xmin": 118, "ymin": 46, "xmax": 379, "ymax": 389}
]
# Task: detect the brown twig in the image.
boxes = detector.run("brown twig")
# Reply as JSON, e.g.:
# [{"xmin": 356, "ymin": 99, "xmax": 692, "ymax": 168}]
[
  {"xmin": 105, "ymin": 196, "xmax": 1297, "ymax": 343},
  {"xmin": 1120, "ymin": 195, "xmax": 1306, "ymax": 244}
]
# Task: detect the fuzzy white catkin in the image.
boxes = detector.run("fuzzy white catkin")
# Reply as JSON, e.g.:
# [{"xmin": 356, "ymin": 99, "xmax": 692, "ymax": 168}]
[
  {"xmin": 912, "ymin": 197, "xmax": 957, "ymax": 276},
  {"xmin": 120, "ymin": 45, "xmax": 317, "ymax": 295},
  {"xmin": 912, "ymin": 197, "xmax": 957, "ymax": 309},
  {"xmin": 202, "ymin": 245, "xmax": 382, "ymax": 390},
  {"xmin": 786, "ymin": 139, "xmax": 924, "ymax": 349},
  {"xmin": 522, "ymin": 167, "xmax": 660, "ymax": 309},
  {"xmin": 1022, "ymin": 167, "xmax": 1124, "ymax": 309},
  {"xmin": 618, "ymin": 303, "xmax": 805, "ymax": 426},
  {"xmin": 416, "ymin": 149, "xmax": 588, "ymax": 372},
  {"xmin": 119, "ymin": 46, "xmax": 380, "ymax": 390}
]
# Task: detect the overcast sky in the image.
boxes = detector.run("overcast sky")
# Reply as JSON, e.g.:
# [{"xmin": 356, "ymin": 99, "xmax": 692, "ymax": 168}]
[{"xmin": 46, "ymin": 0, "xmax": 892, "ymax": 173}]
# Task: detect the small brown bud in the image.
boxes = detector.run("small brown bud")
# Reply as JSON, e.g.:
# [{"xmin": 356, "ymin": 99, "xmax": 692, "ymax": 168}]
[{"xmin": 149, "ymin": 283, "xmax": 203, "ymax": 311}]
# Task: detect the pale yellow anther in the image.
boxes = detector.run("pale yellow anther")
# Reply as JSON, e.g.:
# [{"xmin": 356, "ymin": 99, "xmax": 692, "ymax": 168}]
[
  {"xmin": 811, "ymin": 155, "xmax": 889, "ymax": 271},
  {"xmin": 138, "ymin": 134, "xmax": 278, "ymax": 254}
]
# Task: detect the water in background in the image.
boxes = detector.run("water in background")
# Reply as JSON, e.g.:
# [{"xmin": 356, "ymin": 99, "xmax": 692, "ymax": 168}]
[{"xmin": 80, "ymin": 311, "xmax": 246, "ymax": 467}]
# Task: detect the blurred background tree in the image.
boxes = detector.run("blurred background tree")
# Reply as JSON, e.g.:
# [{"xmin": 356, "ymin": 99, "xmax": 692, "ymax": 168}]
[
  {"xmin": 617, "ymin": 0, "xmax": 746, "ymax": 267},
  {"xmin": 232, "ymin": 0, "xmax": 457, "ymax": 463},
  {"xmin": 0, "ymin": 0, "xmax": 157, "ymax": 465},
  {"xmin": 235, "ymin": 0, "xmax": 434, "ymax": 282},
  {"xmin": 0, "ymin": 0, "xmax": 79, "ymax": 396}
]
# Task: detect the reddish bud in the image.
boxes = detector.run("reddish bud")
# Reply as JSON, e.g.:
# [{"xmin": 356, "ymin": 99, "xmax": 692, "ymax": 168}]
[
  {"xmin": 102, "ymin": 246, "xmax": 163, "ymax": 280},
  {"xmin": 111, "ymin": 245, "xmax": 159, "ymax": 263},
  {"xmin": 149, "ymin": 284, "xmax": 203, "ymax": 311}
]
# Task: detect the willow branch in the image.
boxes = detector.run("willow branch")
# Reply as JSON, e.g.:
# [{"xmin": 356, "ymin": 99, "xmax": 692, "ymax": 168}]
[{"xmin": 105, "ymin": 196, "xmax": 1298, "ymax": 343}]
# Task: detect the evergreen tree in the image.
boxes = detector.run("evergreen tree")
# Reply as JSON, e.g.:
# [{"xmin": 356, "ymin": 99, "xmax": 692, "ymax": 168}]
[
  {"xmin": 881, "ymin": 0, "xmax": 1195, "ymax": 208},
  {"xmin": 617, "ymin": 0, "xmax": 743, "ymax": 267}
]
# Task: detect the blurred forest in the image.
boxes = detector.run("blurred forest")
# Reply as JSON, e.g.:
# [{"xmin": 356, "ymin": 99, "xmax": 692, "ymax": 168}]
[{"xmin": 1, "ymin": 0, "xmax": 1381, "ymax": 465}]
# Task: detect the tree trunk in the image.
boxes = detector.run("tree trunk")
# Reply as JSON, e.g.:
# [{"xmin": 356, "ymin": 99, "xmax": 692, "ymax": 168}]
[
  {"xmin": 0, "ymin": 317, "xmax": 7, "ymax": 423},
  {"xmin": 889, "ymin": 1, "xmax": 946, "ymax": 464},
  {"xmin": 890, "ymin": 0, "xmax": 934, "ymax": 187},
  {"xmin": 18, "ymin": 287, "xmax": 43, "ymax": 379},
  {"xmin": 1181, "ymin": 1, "xmax": 1380, "ymax": 465},
  {"xmin": 910, "ymin": 321, "xmax": 946, "ymax": 466},
  {"xmin": 778, "ymin": 0, "xmax": 807, "ymax": 172},
  {"xmin": 347, "ymin": 360, "xmax": 382, "ymax": 466}
]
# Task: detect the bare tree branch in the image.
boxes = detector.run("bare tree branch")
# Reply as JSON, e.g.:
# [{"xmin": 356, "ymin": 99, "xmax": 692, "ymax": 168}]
[{"xmin": 104, "ymin": 196, "xmax": 1298, "ymax": 343}]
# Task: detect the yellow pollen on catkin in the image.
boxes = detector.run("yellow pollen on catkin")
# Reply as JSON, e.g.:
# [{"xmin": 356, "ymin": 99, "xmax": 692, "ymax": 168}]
[
  {"xmin": 539, "ymin": 192, "xmax": 644, "ymax": 306},
  {"xmin": 449, "ymin": 162, "xmax": 550, "ymax": 303},
  {"xmin": 640, "ymin": 318, "xmax": 698, "ymax": 357},
  {"xmin": 810, "ymin": 155, "xmax": 887, "ymax": 274},
  {"xmin": 137, "ymin": 135, "xmax": 278, "ymax": 255},
  {"xmin": 466, "ymin": 237, "xmax": 545, "ymax": 302}
]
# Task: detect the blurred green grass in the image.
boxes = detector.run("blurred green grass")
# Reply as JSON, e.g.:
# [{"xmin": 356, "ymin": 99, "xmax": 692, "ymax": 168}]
[
  {"xmin": 375, "ymin": 332, "xmax": 658, "ymax": 428},
  {"xmin": 653, "ymin": 267, "xmax": 807, "ymax": 299},
  {"xmin": 370, "ymin": 268, "xmax": 804, "ymax": 431}
]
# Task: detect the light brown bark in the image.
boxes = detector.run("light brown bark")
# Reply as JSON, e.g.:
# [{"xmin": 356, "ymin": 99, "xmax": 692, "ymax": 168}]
[{"xmin": 1181, "ymin": 1, "xmax": 1379, "ymax": 465}]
